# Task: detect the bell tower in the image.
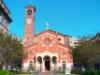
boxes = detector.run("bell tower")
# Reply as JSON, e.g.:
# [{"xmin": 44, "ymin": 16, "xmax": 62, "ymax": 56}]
[{"xmin": 24, "ymin": 5, "xmax": 36, "ymax": 45}]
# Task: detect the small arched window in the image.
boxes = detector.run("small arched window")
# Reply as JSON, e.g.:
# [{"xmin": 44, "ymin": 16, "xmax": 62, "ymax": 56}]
[
  {"xmin": 28, "ymin": 36, "xmax": 30, "ymax": 40},
  {"xmin": 30, "ymin": 61, "xmax": 33, "ymax": 64}
]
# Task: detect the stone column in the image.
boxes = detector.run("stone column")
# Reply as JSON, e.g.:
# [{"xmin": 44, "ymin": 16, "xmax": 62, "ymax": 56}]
[
  {"xmin": 50, "ymin": 56, "xmax": 53, "ymax": 71},
  {"xmin": 42, "ymin": 57, "xmax": 45, "ymax": 72}
]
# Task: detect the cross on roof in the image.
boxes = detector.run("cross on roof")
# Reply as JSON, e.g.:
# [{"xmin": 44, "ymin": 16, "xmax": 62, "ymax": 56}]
[{"xmin": 46, "ymin": 22, "xmax": 49, "ymax": 30}]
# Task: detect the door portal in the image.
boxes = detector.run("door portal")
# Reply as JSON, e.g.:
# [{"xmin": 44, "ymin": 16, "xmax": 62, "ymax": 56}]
[
  {"xmin": 44, "ymin": 55, "xmax": 50, "ymax": 71},
  {"xmin": 45, "ymin": 60, "xmax": 50, "ymax": 71}
]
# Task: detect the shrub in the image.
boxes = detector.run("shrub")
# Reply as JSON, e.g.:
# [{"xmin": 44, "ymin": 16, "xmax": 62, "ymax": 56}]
[
  {"xmin": 0, "ymin": 70, "xmax": 14, "ymax": 75},
  {"xmin": 82, "ymin": 70, "xmax": 96, "ymax": 75},
  {"xmin": 81, "ymin": 69, "xmax": 100, "ymax": 75},
  {"xmin": 95, "ymin": 70, "xmax": 100, "ymax": 75},
  {"xmin": 71, "ymin": 68, "xmax": 82, "ymax": 74}
]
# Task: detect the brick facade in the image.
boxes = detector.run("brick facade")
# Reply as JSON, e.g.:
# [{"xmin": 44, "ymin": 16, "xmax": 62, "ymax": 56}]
[{"xmin": 23, "ymin": 5, "xmax": 73, "ymax": 72}]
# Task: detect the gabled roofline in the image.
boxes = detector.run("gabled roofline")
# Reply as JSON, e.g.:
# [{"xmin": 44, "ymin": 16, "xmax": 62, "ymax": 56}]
[{"xmin": 34, "ymin": 29, "xmax": 68, "ymax": 37}]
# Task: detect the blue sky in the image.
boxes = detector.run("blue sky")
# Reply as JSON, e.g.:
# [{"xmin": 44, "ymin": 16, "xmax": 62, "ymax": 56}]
[{"xmin": 4, "ymin": 0, "xmax": 100, "ymax": 38}]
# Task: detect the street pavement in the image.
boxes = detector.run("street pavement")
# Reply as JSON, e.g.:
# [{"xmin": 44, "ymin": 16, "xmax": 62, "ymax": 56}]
[{"xmin": 38, "ymin": 71, "xmax": 56, "ymax": 75}]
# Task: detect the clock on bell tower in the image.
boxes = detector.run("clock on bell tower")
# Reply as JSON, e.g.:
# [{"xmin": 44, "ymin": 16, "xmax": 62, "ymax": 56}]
[{"xmin": 24, "ymin": 5, "xmax": 36, "ymax": 44}]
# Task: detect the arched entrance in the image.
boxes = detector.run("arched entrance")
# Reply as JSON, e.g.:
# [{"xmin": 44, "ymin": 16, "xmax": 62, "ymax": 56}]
[
  {"xmin": 44, "ymin": 55, "xmax": 50, "ymax": 71},
  {"xmin": 37, "ymin": 56, "xmax": 42, "ymax": 71}
]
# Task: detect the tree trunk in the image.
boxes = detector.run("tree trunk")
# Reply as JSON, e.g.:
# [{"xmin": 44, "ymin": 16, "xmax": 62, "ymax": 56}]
[
  {"xmin": 5, "ymin": 63, "xmax": 8, "ymax": 70},
  {"xmin": 0, "ymin": 62, "xmax": 3, "ymax": 69}
]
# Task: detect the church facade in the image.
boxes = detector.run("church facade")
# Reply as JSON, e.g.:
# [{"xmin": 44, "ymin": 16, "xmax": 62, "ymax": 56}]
[{"xmin": 22, "ymin": 5, "xmax": 73, "ymax": 72}]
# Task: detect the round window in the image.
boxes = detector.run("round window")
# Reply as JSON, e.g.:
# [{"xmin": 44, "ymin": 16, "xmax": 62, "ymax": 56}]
[
  {"xmin": 43, "ymin": 37, "xmax": 52, "ymax": 46},
  {"xmin": 58, "ymin": 38, "xmax": 61, "ymax": 41}
]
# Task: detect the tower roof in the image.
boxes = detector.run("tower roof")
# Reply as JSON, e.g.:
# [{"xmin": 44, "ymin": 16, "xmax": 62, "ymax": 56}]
[
  {"xmin": 26, "ymin": 0, "xmax": 36, "ymax": 12},
  {"xmin": 26, "ymin": 5, "xmax": 36, "ymax": 12}
]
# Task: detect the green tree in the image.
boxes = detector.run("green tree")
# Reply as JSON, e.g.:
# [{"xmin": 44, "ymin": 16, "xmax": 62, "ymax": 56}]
[
  {"xmin": 0, "ymin": 31, "xmax": 24, "ymax": 70},
  {"xmin": 73, "ymin": 38, "xmax": 100, "ymax": 70},
  {"xmin": 10, "ymin": 38, "xmax": 24, "ymax": 70},
  {"xmin": 0, "ymin": 31, "xmax": 5, "ymax": 69}
]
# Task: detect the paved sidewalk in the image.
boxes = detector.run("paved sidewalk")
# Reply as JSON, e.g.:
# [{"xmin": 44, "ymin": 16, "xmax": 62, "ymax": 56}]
[{"xmin": 38, "ymin": 71, "xmax": 56, "ymax": 75}]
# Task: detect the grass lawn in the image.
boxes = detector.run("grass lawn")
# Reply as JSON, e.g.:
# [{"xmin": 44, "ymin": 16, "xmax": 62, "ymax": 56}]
[
  {"xmin": 17, "ymin": 73, "xmax": 78, "ymax": 75},
  {"xmin": 16, "ymin": 72, "xmax": 37, "ymax": 75}
]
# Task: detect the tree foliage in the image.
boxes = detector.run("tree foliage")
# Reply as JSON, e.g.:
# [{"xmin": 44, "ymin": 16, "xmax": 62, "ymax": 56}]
[
  {"xmin": 0, "ymin": 32, "xmax": 24, "ymax": 70},
  {"xmin": 73, "ymin": 38, "xmax": 100, "ymax": 69}
]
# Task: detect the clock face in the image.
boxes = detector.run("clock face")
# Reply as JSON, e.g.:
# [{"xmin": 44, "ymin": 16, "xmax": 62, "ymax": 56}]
[
  {"xmin": 26, "ymin": 18, "xmax": 32, "ymax": 24},
  {"xmin": 27, "ymin": 9, "xmax": 32, "ymax": 15}
]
